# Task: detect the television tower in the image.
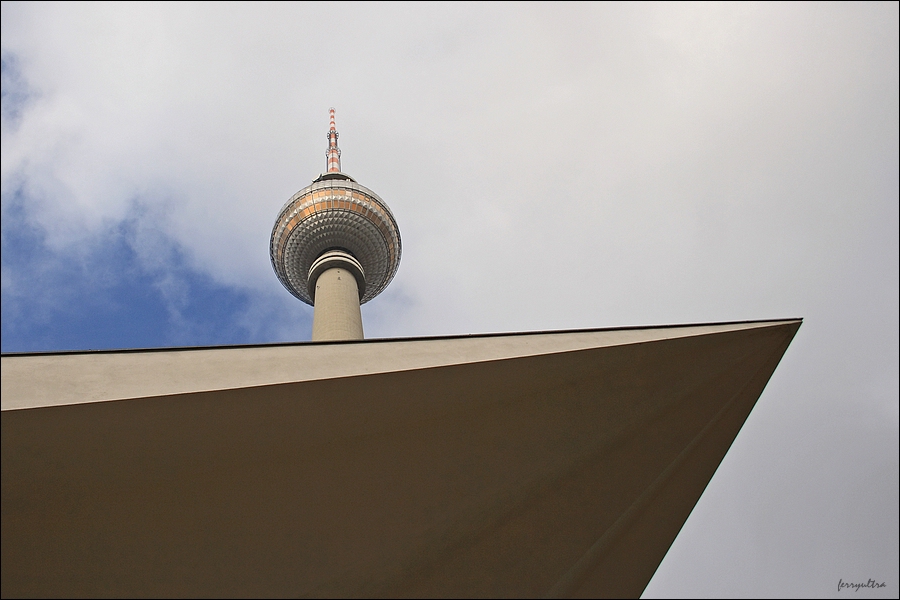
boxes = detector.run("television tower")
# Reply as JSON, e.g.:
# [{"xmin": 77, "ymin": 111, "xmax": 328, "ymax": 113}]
[{"xmin": 270, "ymin": 109, "xmax": 401, "ymax": 341}]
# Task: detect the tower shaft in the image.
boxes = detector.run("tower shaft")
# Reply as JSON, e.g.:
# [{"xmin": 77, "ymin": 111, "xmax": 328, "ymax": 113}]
[
  {"xmin": 311, "ymin": 266, "xmax": 364, "ymax": 341},
  {"xmin": 308, "ymin": 249, "xmax": 366, "ymax": 341}
]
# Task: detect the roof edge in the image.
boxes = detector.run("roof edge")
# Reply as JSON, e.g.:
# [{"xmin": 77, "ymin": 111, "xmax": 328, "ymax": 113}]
[{"xmin": 1, "ymin": 318, "xmax": 803, "ymax": 358}]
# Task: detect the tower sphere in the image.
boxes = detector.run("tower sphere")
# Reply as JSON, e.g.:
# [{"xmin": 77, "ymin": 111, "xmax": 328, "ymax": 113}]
[{"xmin": 269, "ymin": 111, "xmax": 401, "ymax": 307}]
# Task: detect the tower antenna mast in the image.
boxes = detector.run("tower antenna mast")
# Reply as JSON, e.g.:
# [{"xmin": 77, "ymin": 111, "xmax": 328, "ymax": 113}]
[{"xmin": 326, "ymin": 107, "xmax": 341, "ymax": 173}]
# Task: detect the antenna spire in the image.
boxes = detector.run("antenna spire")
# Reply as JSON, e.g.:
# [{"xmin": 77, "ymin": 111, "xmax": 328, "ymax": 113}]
[{"xmin": 326, "ymin": 107, "xmax": 341, "ymax": 173}]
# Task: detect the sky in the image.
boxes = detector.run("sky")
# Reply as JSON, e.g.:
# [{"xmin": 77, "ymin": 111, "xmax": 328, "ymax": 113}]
[{"xmin": 1, "ymin": 2, "xmax": 897, "ymax": 597}]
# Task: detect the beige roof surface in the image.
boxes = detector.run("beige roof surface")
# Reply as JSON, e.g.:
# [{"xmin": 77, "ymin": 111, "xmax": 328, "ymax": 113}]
[
  {"xmin": 1, "ymin": 319, "xmax": 801, "ymax": 598},
  {"xmin": 2, "ymin": 320, "xmax": 796, "ymax": 410}
]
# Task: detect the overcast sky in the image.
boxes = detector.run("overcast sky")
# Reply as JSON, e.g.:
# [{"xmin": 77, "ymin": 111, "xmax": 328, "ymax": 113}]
[{"xmin": 2, "ymin": 2, "xmax": 897, "ymax": 597}]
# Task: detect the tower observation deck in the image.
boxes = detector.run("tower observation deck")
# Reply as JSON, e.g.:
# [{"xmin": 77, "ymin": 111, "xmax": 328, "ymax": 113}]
[{"xmin": 270, "ymin": 109, "xmax": 401, "ymax": 340}]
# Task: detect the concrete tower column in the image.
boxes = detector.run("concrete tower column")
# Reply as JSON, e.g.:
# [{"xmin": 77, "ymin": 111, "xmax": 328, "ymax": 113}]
[{"xmin": 308, "ymin": 250, "xmax": 366, "ymax": 341}]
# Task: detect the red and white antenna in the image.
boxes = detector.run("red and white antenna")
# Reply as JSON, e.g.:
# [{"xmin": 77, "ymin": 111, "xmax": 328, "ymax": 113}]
[{"xmin": 326, "ymin": 107, "xmax": 341, "ymax": 173}]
